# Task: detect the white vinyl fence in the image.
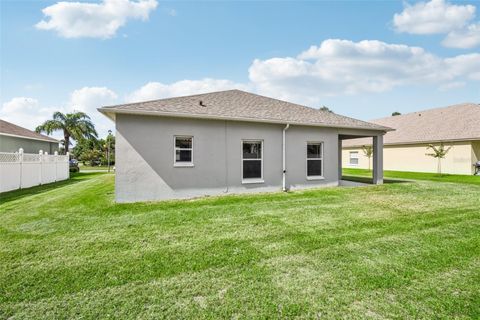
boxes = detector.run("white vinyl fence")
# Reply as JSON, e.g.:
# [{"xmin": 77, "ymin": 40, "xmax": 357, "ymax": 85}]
[{"xmin": 0, "ymin": 148, "xmax": 69, "ymax": 193}]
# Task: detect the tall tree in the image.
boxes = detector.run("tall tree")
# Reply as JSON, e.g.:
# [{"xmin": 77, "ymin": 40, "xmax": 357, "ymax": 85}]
[
  {"xmin": 36, "ymin": 112, "xmax": 97, "ymax": 153},
  {"xmin": 426, "ymin": 143, "xmax": 452, "ymax": 175},
  {"xmin": 72, "ymin": 137, "xmax": 101, "ymax": 162},
  {"xmin": 103, "ymin": 133, "xmax": 115, "ymax": 166},
  {"xmin": 320, "ymin": 106, "xmax": 334, "ymax": 113},
  {"xmin": 362, "ymin": 145, "xmax": 373, "ymax": 171}
]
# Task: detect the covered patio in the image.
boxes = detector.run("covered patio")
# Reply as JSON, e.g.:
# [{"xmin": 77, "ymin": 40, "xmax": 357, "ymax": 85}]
[{"xmin": 338, "ymin": 133, "xmax": 384, "ymax": 185}]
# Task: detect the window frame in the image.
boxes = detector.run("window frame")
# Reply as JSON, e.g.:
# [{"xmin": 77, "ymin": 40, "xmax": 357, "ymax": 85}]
[
  {"xmin": 349, "ymin": 151, "xmax": 359, "ymax": 167},
  {"xmin": 306, "ymin": 141, "xmax": 324, "ymax": 180},
  {"xmin": 241, "ymin": 139, "xmax": 264, "ymax": 184},
  {"xmin": 173, "ymin": 135, "xmax": 194, "ymax": 167}
]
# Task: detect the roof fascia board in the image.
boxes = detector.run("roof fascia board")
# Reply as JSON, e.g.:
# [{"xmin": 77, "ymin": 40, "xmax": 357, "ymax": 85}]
[{"xmin": 343, "ymin": 138, "xmax": 480, "ymax": 148}]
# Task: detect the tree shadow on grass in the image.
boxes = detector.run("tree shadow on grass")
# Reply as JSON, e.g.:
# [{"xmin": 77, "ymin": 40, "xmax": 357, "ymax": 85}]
[
  {"xmin": 0, "ymin": 172, "xmax": 107, "ymax": 205},
  {"xmin": 341, "ymin": 175, "xmax": 409, "ymax": 184}
]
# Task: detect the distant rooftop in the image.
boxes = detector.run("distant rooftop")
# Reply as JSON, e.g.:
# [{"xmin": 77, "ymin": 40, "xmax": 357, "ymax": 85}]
[
  {"xmin": 343, "ymin": 103, "xmax": 480, "ymax": 147},
  {"xmin": 99, "ymin": 89, "xmax": 391, "ymax": 132},
  {"xmin": 0, "ymin": 119, "xmax": 59, "ymax": 143}
]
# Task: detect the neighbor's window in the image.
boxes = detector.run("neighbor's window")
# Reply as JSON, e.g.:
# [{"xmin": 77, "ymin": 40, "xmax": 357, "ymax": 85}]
[
  {"xmin": 242, "ymin": 140, "xmax": 263, "ymax": 182},
  {"xmin": 307, "ymin": 142, "xmax": 323, "ymax": 178},
  {"xmin": 174, "ymin": 136, "xmax": 193, "ymax": 166},
  {"xmin": 349, "ymin": 151, "xmax": 359, "ymax": 166}
]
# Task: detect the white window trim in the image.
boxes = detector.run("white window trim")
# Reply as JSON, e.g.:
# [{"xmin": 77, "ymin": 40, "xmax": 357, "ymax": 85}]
[
  {"xmin": 349, "ymin": 151, "xmax": 359, "ymax": 167},
  {"xmin": 306, "ymin": 141, "xmax": 324, "ymax": 180},
  {"xmin": 174, "ymin": 135, "xmax": 194, "ymax": 167},
  {"xmin": 241, "ymin": 139, "xmax": 264, "ymax": 184}
]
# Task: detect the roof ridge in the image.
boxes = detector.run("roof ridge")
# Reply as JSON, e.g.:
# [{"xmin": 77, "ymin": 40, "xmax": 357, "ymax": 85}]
[
  {"xmin": 371, "ymin": 102, "xmax": 479, "ymax": 122},
  {"xmin": 102, "ymin": 89, "xmax": 242, "ymax": 109},
  {"xmin": 343, "ymin": 102, "xmax": 480, "ymax": 147},
  {"xmin": 103, "ymin": 89, "xmax": 330, "ymax": 114},
  {"xmin": 99, "ymin": 90, "xmax": 391, "ymax": 132},
  {"xmin": 241, "ymin": 91, "xmax": 392, "ymax": 130},
  {"xmin": 120, "ymin": 88, "xmax": 385, "ymax": 126}
]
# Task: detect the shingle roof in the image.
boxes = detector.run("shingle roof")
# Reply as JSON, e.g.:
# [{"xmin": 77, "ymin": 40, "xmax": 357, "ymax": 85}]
[
  {"xmin": 0, "ymin": 119, "xmax": 59, "ymax": 143},
  {"xmin": 99, "ymin": 90, "xmax": 390, "ymax": 131},
  {"xmin": 343, "ymin": 103, "xmax": 480, "ymax": 147}
]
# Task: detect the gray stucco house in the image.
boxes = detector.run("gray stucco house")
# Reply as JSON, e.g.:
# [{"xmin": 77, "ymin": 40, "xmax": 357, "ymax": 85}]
[
  {"xmin": 99, "ymin": 90, "xmax": 391, "ymax": 203},
  {"xmin": 0, "ymin": 119, "xmax": 59, "ymax": 154}
]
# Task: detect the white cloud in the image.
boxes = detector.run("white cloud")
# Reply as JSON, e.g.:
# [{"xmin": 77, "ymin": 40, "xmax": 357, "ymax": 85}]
[
  {"xmin": 69, "ymin": 87, "xmax": 118, "ymax": 137},
  {"xmin": 3, "ymin": 40, "xmax": 479, "ymax": 137},
  {"xmin": 69, "ymin": 86, "xmax": 118, "ymax": 112},
  {"xmin": 2, "ymin": 97, "xmax": 39, "ymax": 114},
  {"xmin": 393, "ymin": 0, "xmax": 475, "ymax": 34},
  {"xmin": 0, "ymin": 87, "xmax": 118, "ymax": 140},
  {"xmin": 0, "ymin": 97, "xmax": 58, "ymax": 132},
  {"xmin": 443, "ymin": 53, "xmax": 480, "ymax": 80},
  {"xmin": 127, "ymin": 78, "xmax": 248, "ymax": 102},
  {"xmin": 36, "ymin": 0, "xmax": 158, "ymax": 39},
  {"xmin": 248, "ymin": 39, "xmax": 480, "ymax": 104},
  {"xmin": 393, "ymin": 0, "xmax": 480, "ymax": 48},
  {"xmin": 442, "ymin": 22, "xmax": 480, "ymax": 48}
]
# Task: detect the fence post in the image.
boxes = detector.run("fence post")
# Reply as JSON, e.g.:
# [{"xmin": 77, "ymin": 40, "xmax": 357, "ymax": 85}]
[
  {"xmin": 66, "ymin": 152, "xmax": 70, "ymax": 178},
  {"xmin": 39, "ymin": 150, "xmax": 43, "ymax": 185},
  {"xmin": 19, "ymin": 148, "xmax": 24, "ymax": 189},
  {"xmin": 45, "ymin": 151, "xmax": 48, "ymax": 184},
  {"xmin": 54, "ymin": 151, "xmax": 58, "ymax": 182}
]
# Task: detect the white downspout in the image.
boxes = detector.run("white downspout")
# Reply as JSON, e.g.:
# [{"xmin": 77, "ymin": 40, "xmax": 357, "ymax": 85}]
[{"xmin": 282, "ymin": 123, "xmax": 290, "ymax": 191}]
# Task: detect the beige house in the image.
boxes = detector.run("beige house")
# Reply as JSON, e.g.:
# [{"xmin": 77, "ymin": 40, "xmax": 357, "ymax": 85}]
[{"xmin": 342, "ymin": 103, "xmax": 480, "ymax": 175}]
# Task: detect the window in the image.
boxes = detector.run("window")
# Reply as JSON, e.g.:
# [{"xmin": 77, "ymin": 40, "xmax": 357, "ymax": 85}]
[
  {"xmin": 242, "ymin": 140, "xmax": 263, "ymax": 183},
  {"xmin": 174, "ymin": 136, "xmax": 193, "ymax": 166},
  {"xmin": 349, "ymin": 151, "xmax": 359, "ymax": 166},
  {"xmin": 307, "ymin": 142, "xmax": 323, "ymax": 179}
]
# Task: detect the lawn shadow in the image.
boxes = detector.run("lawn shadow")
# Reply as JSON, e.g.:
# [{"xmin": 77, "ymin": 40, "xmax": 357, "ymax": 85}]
[
  {"xmin": 0, "ymin": 172, "xmax": 106, "ymax": 205},
  {"xmin": 341, "ymin": 175, "xmax": 409, "ymax": 184}
]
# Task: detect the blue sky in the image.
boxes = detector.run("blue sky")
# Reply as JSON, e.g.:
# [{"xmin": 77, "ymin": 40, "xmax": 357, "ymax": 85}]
[{"xmin": 1, "ymin": 0, "xmax": 479, "ymax": 138}]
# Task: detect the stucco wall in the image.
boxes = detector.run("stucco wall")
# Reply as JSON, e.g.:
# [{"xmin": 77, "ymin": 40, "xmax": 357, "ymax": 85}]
[
  {"xmin": 285, "ymin": 126, "xmax": 339, "ymax": 189},
  {"xmin": 0, "ymin": 135, "xmax": 58, "ymax": 154},
  {"xmin": 115, "ymin": 114, "xmax": 350, "ymax": 202},
  {"xmin": 343, "ymin": 141, "xmax": 476, "ymax": 175}
]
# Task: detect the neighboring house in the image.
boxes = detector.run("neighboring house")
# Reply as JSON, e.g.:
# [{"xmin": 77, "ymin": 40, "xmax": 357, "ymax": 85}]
[
  {"xmin": 342, "ymin": 103, "xmax": 480, "ymax": 175},
  {"xmin": 0, "ymin": 119, "xmax": 59, "ymax": 154},
  {"xmin": 99, "ymin": 90, "xmax": 391, "ymax": 202}
]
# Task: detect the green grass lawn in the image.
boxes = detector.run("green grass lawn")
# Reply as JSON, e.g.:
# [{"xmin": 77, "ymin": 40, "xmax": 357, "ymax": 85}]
[
  {"xmin": 1, "ymin": 173, "xmax": 479, "ymax": 318},
  {"xmin": 343, "ymin": 167, "xmax": 480, "ymax": 185},
  {"xmin": 78, "ymin": 164, "xmax": 111, "ymax": 171}
]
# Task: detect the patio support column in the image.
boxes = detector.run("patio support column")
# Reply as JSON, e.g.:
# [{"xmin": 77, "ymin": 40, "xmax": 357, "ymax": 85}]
[
  {"xmin": 373, "ymin": 135, "xmax": 384, "ymax": 185},
  {"xmin": 338, "ymin": 137, "xmax": 342, "ymax": 182}
]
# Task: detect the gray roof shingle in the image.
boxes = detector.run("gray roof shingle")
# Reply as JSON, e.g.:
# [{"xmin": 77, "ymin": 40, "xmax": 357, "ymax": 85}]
[
  {"xmin": 99, "ymin": 90, "xmax": 390, "ymax": 131},
  {"xmin": 343, "ymin": 103, "xmax": 480, "ymax": 147},
  {"xmin": 0, "ymin": 119, "xmax": 59, "ymax": 143}
]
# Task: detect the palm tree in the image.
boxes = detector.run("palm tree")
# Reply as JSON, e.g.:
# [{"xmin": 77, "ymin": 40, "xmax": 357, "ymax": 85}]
[
  {"xmin": 426, "ymin": 143, "xmax": 452, "ymax": 175},
  {"xmin": 36, "ymin": 111, "xmax": 97, "ymax": 154},
  {"xmin": 362, "ymin": 145, "xmax": 373, "ymax": 171}
]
